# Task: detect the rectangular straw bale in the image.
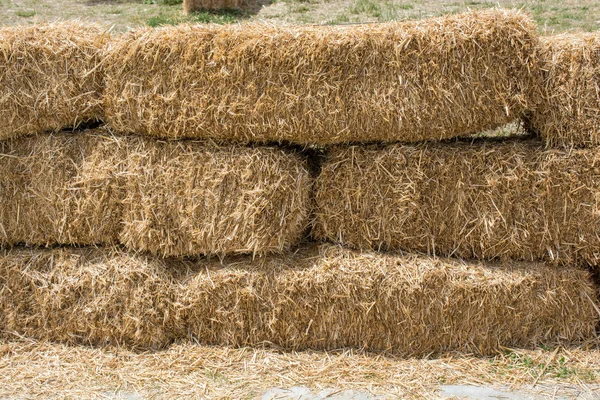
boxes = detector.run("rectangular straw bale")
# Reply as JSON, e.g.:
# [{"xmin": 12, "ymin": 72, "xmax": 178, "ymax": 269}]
[
  {"xmin": 0, "ymin": 23, "xmax": 107, "ymax": 141},
  {"xmin": 0, "ymin": 130, "xmax": 309, "ymax": 255},
  {"xmin": 0, "ymin": 248, "xmax": 184, "ymax": 349},
  {"xmin": 527, "ymin": 33, "xmax": 600, "ymax": 148},
  {"xmin": 314, "ymin": 139, "xmax": 600, "ymax": 265},
  {"xmin": 0, "ymin": 245, "xmax": 596, "ymax": 355},
  {"xmin": 103, "ymin": 9, "xmax": 539, "ymax": 145},
  {"xmin": 0, "ymin": 131, "xmax": 127, "ymax": 247},
  {"xmin": 120, "ymin": 138, "xmax": 311, "ymax": 257}
]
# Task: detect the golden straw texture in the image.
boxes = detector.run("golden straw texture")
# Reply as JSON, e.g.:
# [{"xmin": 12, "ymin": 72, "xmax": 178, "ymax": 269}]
[
  {"xmin": 314, "ymin": 139, "xmax": 600, "ymax": 265},
  {"xmin": 527, "ymin": 33, "xmax": 600, "ymax": 148},
  {"xmin": 0, "ymin": 248, "xmax": 184, "ymax": 349},
  {"xmin": 0, "ymin": 23, "xmax": 107, "ymax": 141},
  {"xmin": 0, "ymin": 131, "xmax": 127, "ymax": 246},
  {"xmin": 103, "ymin": 10, "xmax": 540, "ymax": 145},
  {"xmin": 3, "ymin": 340, "xmax": 600, "ymax": 400},
  {"xmin": 0, "ymin": 130, "xmax": 310, "ymax": 255},
  {"xmin": 120, "ymin": 138, "xmax": 311, "ymax": 257},
  {"xmin": 1, "ymin": 245, "xmax": 595, "ymax": 354}
]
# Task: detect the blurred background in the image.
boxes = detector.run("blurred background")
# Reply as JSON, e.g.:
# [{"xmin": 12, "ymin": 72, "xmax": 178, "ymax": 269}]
[{"xmin": 1, "ymin": 0, "xmax": 598, "ymax": 32}]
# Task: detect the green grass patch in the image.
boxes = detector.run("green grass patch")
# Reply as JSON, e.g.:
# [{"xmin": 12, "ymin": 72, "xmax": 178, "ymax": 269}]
[
  {"xmin": 497, "ymin": 350, "xmax": 598, "ymax": 383},
  {"xmin": 280, "ymin": 0, "xmax": 319, "ymax": 4},
  {"xmin": 327, "ymin": 13, "xmax": 350, "ymax": 24},
  {"xmin": 146, "ymin": 8, "xmax": 241, "ymax": 26},
  {"xmin": 350, "ymin": 0, "xmax": 381, "ymax": 16},
  {"xmin": 15, "ymin": 10, "xmax": 36, "ymax": 17},
  {"xmin": 293, "ymin": 5, "xmax": 311, "ymax": 13},
  {"xmin": 462, "ymin": 0, "xmax": 496, "ymax": 6},
  {"xmin": 191, "ymin": 9, "xmax": 241, "ymax": 23},
  {"xmin": 379, "ymin": 3, "xmax": 415, "ymax": 19},
  {"xmin": 144, "ymin": 0, "xmax": 183, "ymax": 4},
  {"xmin": 146, "ymin": 14, "xmax": 177, "ymax": 26},
  {"xmin": 349, "ymin": 0, "xmax": 414, "ymax": 20}
]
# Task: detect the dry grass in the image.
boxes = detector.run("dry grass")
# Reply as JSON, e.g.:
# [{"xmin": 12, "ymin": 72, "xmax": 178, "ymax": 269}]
[
  {"xmin": 0, "ymin": 130, "xmax": 128, "ymax": 247},
  {"xmin": 526, "ymin": 33, "xmax": 600, "ymax": 148},
  {"xmin": 314, "ymin": 139, "xmax": 600, "ymax": 265},
  {"xmin": 103, "ymin": 9, "xmax": 540, "ymax": 145},
  {"xmin": 1, "ymin": 245, "xmax": 596, "ymax": 354},
  {"xmin": 0, "ymin": 22, "xmax": 107, "ymax": 141},
  {"xmin": 0, "ymin": 130, "xmax": 310, "ymax": 256},
  {"xmin": 1, "ymin": 340, "xmax": 600, "ymax": 399},
  {"xmin": 120, "ymin": 137, "xmax": 311, "ymax": 257}
]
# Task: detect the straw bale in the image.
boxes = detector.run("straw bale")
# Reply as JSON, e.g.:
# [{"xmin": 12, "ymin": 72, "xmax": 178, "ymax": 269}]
[
  {"xmin": 1, "ymin": 245, "xmax": 596, "ymax": 354},
  {"xmin": 0, "ymin": 130, "xmax": 309, "ymax": 255},
  {"xmin": 527, "ymin": 33, "xmax": 600, "ymax": 148},
  {"xmin": 0, "ymin": 23, "xmax": 106, "ymax": 141},
  {"xmin": 120, "ymin": 138, "xmax": 311, "ymax": 257},
  {"xmin": 183, "ymin": 245, "xmax": 597, "ymax": 355},
  {"xmin": 314, "ymin": 139, "xmax": 600, "ymax": 265},
  {"xmin": 0, "ymin": 248, "xmax": 184, "ymax": 349},
  {"xmin": 103, "ymin": 9, "xmax": 539, "ymax": 145},
  {"xmin": 0, "ymin": 131, "xmax": 127, "ymax": 247}
]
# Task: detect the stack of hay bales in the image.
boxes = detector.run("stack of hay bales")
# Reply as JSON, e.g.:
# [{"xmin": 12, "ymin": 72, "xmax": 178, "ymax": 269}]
[
  {"xmin": 1, "ymin": 245, "xmax": 596, "ymax": 354},
  {"xmin": 313, "ymin": 29, "xmax": 600, "ymax": 267},
  {"xmin": 0, "ymin": 10, "xmax": 599, "ymax": 356}
]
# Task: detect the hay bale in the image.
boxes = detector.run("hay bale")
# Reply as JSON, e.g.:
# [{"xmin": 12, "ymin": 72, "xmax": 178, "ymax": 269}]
[
  {"xmin": 0, "ymin": 130, "xmax": 310, "ymax": 255},
  {"xmin": 314, "ymin": 139, "xmax": 600, "ymax": 265},
  {"xmin": 103, "ymin": 10, "xmax": 540, "ymax": 145},
  {"xmin": 527, "ymin": 33, "xmax": 600, "ymax": 148},
  {"xmin": 0, "ymin": 23, "xmax": 106, "ymax": 141},
  {"xmin": 120, "ymin": 138, "xmax": 311, "ymax": 257},
  {"xmin": 0, "ymin": 248, "xmax": 184, "ymax": 349},
  {"xmin": 1, "ymin": 245, "xmax": 596, "ymax": 354},
  {"xmin": 0, "ymin": 131, "xmax": 127, "ymax": 247}
]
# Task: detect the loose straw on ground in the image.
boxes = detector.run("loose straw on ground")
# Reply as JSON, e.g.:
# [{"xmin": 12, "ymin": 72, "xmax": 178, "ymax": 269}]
[{"xmin": 2, "ymin": 339, "xmax": 600, "ymax": 399}]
